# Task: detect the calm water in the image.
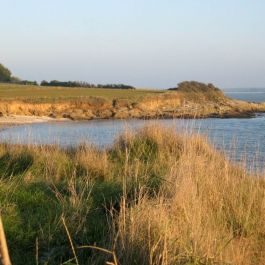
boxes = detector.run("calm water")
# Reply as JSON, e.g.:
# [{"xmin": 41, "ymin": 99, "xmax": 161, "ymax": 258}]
[
  {"xmin": 0, "ymin": 92, "xmax": 265, "ymax": 171},
  {"xmin": 1, "ymin": 116, "xmax": 265, "ymax": 171},
  {"xmin": 225, "ymin": 90, "xmax": 265, "ymax": 102}
]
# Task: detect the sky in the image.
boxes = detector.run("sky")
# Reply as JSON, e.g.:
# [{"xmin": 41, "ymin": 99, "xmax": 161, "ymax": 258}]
[{"xmin": 1, "ymin": 0, "xmax": 265, "ymax": 89}]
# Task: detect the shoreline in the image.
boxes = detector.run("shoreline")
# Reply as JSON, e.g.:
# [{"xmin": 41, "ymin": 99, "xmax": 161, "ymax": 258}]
[
  {"xmin": 1, "ymin": 81, "xmax": 265, "ymax": 124},
  {"xmin": 0, "ymin": 110, "xmax": 261, "ymax": 128},
  {"xmin": 0, "ymin": 115, "xmax": 70, "ymax": 129}
]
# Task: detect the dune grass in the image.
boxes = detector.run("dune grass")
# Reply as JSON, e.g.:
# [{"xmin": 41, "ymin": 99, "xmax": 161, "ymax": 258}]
[
  {"xmin": 0, "ymin": 83, "xmax": 164, "ymax": 102},
  {"xmin": 0, "ymin": 126, "xmax": 264, "ymax": 264}
]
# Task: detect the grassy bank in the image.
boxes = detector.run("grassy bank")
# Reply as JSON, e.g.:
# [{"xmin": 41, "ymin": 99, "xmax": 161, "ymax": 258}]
[
  {"xmin": 1, "ymin": 82, "xmax": 265, "ymax": 120},
  {"xmin": 0, "ymin": 126, "xmax": 264, "ymax": 264}
]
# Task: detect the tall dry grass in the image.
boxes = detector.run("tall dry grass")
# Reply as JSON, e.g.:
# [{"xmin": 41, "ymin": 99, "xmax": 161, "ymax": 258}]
[
  {"xmin": 0, "ymin": 126, "xmax": 264, "ymax": 264},
  {"xmin": 104, "ymin": 127, "xmax": 265, "ymax": 265}
]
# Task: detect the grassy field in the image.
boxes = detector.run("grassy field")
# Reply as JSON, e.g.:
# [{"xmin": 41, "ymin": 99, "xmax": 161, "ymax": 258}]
[
  {"xmin": 0, "ymin": 83, "xmax": 164, "ymax": 102},
  {"xmin": 0, "ymin": 126, "xmax": 264, "ymax": 265}
]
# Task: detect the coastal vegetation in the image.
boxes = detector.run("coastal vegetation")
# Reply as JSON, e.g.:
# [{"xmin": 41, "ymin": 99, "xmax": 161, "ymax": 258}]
[
  {"xmin": 169, "ymin": 81, "xmax": 224, "ymax": 100},
  {"xmin": 1, "ymin": 81, "xmax": 265, "ymax": 120},
  {"xmin": 0, "ymin": 126, "xmax": 264, "ymax": 264}
]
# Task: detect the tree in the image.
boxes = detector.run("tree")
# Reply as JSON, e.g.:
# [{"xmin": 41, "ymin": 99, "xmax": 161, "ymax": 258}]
[{"xmin": 0, "ymin": 63, "xmax": 12, "ymax": 82}]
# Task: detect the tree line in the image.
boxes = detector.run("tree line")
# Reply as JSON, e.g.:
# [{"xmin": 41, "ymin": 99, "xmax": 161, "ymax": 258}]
[
  {"xmin": 0, "ymin": 63, "xmax": 38, "ymax": 85},
  {"xmin": 0, "ymin": 63, "xmax": 135, "ymax": 89},
  {"xmin": 40, "ymin": 80, "xmax": 135, "ymax": 89}
]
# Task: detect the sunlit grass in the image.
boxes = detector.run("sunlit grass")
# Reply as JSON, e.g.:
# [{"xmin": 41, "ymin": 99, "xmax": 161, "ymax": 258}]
[
  {"xmin": 0, "ymin": 83, "xmax": 164, "ymax": 102},
  {"xmin": 0, "ymin": 126, "xmax": 264, "ymax": 264}
]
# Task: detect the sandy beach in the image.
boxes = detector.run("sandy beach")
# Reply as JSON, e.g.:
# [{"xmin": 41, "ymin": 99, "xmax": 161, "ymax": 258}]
[{"xmin": 0, "ymin": 115, "xmax": 68, "ymax": 127}]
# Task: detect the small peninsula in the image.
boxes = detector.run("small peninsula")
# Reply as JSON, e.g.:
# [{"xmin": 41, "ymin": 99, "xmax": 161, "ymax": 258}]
[{"xmin": 0, "ymin": 81, "xmax": 265, "ymax": 123}]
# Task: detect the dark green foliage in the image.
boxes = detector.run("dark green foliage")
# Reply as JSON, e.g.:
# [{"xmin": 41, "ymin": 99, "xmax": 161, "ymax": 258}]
[
  {"xmin": 0, "ymin": 179, "xmax": 123, "ymax": 264},
  {"xmin": 17, "ymin": 80, "xmax": 38, "ymax": 86},
  {"xmin": 0, "ymin": 151, "xmax": 33, "ymax": 177},
  {"xmin": 1, "ymin": 182, "xmax": 63, "ymax": 264},
  {"xmin": 0, "ymin": 63, "xmax": 12, "ymax": 82},
  {"xmin": 91, "ymin": 181, "xmax": 122, "ymax": 211},
  {"xmin": 41, "ymin": 80, "xmax": 135, "ymax": 89}
]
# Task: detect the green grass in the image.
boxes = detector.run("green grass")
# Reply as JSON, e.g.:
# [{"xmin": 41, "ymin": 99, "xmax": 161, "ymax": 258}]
[{"xmin": 0, "ymin": 83, "xmax": 164, "ymax": 102}]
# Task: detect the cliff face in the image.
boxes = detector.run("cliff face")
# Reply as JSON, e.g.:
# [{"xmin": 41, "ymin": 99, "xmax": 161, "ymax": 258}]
[{"xmin": 0, "ymin": 83, "xmax": 265, "ymax": 120}]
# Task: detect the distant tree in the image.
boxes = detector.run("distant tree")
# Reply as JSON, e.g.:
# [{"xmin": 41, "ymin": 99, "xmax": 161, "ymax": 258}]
[
  {"xmin": 0, "ymin": 63, "xmax": 12, "ymax": 82},
  {"xmin": 41, "ymin": 80, "xmax": 49, "ymax": 86}
]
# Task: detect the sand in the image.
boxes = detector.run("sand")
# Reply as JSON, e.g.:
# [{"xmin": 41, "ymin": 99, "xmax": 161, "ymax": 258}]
[{"xmin": 0, "ymin": 115, "xmax": 69, "ymax": 126}]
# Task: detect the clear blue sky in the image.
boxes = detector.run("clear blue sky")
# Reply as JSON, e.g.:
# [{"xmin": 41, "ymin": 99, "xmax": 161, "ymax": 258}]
[{"xmin": 1, "ymin": 0, "xmax": 265, "ymax": 88}]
